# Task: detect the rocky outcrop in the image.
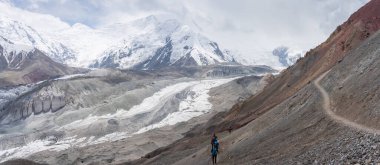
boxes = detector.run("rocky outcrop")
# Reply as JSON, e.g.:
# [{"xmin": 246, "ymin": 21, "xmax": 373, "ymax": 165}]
[
  {"xmin": 0, "ymin": 83, "xmax": 67, "ymax": 124},
  {"xmin": 29, "ymin": 96, "xmax": 66, "ymax": 115}
]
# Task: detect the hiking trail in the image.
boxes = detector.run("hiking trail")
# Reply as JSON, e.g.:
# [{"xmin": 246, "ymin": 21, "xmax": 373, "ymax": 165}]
[{"xmin": 314, "ymin": 70, "xmax": 380, "ymax": 134}]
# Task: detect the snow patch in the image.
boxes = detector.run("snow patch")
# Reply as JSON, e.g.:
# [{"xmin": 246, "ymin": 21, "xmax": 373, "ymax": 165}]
[
  {"xmin": 0, "ymin": 136, "xmax": 87, "ymax": 162},
  {"xmin": 54, "ymin": 73, "xmax": 86, "ymax": 80},
  {"xmin": 135, "ymin": 78, "xmax": 237, "ymax": 134}
]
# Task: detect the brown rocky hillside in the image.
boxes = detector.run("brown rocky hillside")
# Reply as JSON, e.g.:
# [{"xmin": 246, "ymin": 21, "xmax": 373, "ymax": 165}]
[
  {"xmin": 0, "ymin": 49, "xmax": 83, "ymax": 87},
  {"xmin": 128, "ymin": 0, "xmax": 380, "ymax": 164}
]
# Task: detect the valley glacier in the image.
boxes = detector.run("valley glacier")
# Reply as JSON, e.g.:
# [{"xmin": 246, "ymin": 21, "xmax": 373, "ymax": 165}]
[{"xmin": 0, "ymin": 76, "xmax": 238, "ymax": 162}]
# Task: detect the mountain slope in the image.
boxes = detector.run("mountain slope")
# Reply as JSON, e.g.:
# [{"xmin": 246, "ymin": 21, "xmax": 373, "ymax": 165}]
[
  {"xmin": 0, "ymin": 16, "xmax": 76, "ymax": 64},
  {"xmin": 0, "ymin": 36, "xmax": 82, "ymax": 86},
  {"xmin": 0, "ymin": 36, "xmax": 33, "ymax": 70},
  {"xmin": 0, "ymin": 49, "xmax": 80, "ymax": 87},
  {"xmin": 129, "ymin": 0, "xmax": 380, "ymax": 164},
  {"xmin": 90, "ymin": 17, "xmax": 237, "ymax": 70},
  {"xmin": 207, "ymin": 29, "xmax": 380, "ymax": 165},
  {"xmin": 223, "ymin": 0, "xmax": 380, "ymax": 128},
  {"xmin": 51, "ymin": 23, "xmax": 116, "ymax": 67}
]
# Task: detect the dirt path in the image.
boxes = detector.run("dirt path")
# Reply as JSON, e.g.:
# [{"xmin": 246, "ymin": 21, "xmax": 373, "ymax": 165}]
[{"xmin": 314, "ymin": 70, "xmax": 380, "ymax": 134}]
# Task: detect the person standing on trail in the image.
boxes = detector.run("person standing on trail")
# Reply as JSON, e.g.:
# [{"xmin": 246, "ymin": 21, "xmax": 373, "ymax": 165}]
[{"xmin": 211, "ymin": 133, "xmax": 219, "ymax": 164}]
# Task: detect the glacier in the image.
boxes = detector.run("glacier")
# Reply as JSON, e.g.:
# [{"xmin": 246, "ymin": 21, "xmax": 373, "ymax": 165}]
[{"xmin": 0, "ymin": 76, "xmax": 238, "ymax": 162}]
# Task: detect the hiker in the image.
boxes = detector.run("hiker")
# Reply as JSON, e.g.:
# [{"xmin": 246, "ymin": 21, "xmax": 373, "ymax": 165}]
[{"xmin": 211, "ymin": 133, "xmax": 219, "ymax": 164}]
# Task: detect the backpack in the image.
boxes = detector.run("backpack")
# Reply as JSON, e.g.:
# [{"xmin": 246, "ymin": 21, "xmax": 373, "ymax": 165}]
[
  {"xmin": 211, "ymin": 139, "xmax": 219, "ymax": 156},
  {"xmin": 214, "ymin": 140, "xmax": 219, "ymax": 152}
]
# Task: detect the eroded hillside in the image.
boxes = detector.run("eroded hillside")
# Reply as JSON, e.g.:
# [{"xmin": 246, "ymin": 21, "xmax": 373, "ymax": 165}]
[{"xmin": 129, "ymin": 0, "xmax": 380, "ymax": 164}]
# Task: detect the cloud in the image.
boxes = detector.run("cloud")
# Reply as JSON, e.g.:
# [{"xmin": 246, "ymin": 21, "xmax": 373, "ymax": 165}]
[
  {"xmin": 177, "ymin": 0, "xmax": 369, "ymax": 64},
  {"xmin": 0, "ymin": 2, "xmax": 70, "ymax": 33}
]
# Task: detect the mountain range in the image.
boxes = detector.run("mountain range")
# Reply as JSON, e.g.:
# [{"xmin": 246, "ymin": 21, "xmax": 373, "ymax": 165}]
[
  {"xmin": 0, "ymin": 1, "xmax": 295, "ymax": 71},
  {"xmin": 0, "ymin": 13, "xmax": 239, "ymax": 69},
  {"xmin": 90, "ymin": 16, "xmax": 238, "ymax": 69}
]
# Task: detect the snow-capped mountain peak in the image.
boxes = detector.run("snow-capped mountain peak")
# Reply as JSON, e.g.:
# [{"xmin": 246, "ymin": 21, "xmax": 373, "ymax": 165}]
[
  {"xmin": 0, "ymin": 16, "xmax": 76, "ymax": 64},
  {"xmin": 0, "ymin": 36, "xmax": 33, "ymax": 70},
  {"xmin": 90, "ymin": 16, "xmax": 238, "ymax": 69},
  {"xmin": 0, "ymin": 16, "xmax": 45, "ymax": 45}
]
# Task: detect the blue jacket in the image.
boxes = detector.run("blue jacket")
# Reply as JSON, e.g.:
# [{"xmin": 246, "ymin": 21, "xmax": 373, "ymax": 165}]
[{"xmin": 211, "ymin": 139, "xmax": 219, "ymax": 156}]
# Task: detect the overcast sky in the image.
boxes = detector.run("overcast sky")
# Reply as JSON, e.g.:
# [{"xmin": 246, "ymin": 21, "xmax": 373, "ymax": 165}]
[{"xmin": 8, "ymin": 0, "xmax": 369, "ymax": 65}]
